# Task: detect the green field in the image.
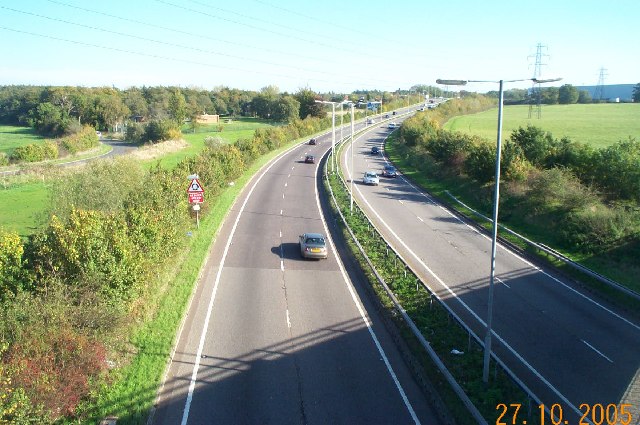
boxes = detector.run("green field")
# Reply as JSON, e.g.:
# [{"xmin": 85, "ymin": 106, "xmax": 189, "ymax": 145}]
[
  {"xmin": 444, "ymin": 103, "xmax": 640, "ymax": 148},
  {"xmin": 149, "ymin": 118, "xmax": 276, "ymax": 169},
  {"xmin": 0, "ymin": 118, "xmax": 276, "ymax": 236},
  {"xmin": 0, "ymin": 125, "xmax": 47, "ymax": 155}
]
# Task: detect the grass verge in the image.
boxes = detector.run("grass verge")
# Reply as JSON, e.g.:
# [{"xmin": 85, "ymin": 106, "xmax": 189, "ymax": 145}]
[
  {"xmin": 323, "ymin": 169, "xmax": 538, "ymax": 425},
  {"xmin": 383, "ymin": 134, "xmax": 640, "ymax": 315},
  {"xmin": 79, "ymin": 135, "xmax": 311, "ymax": 424}
]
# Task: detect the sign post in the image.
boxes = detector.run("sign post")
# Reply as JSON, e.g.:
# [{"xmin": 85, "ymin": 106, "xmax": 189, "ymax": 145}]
[{"xmin": 187, "ymin": 178, "xmax": 205, "ymax": 228}]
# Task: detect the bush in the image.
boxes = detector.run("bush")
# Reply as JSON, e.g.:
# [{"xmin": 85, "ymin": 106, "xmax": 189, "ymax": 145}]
[
  {"xmin": 0, "ymin": 153, "xmax": 8, "ymax": 166},
  {"xmin": 125, "ymin": 122, "xmax": 145, "ymax": 143},
  {"xmin": 60, "ymin": 126, "xmax": 99, "ymax": 155},
  {"xmin": 562, "ymin": 204, "xmax": 639, "ymax": 253},
  {"xmin": 9, "ymin": 141, "xmax": 58, "ymax": 163},
  {"xmin": 0, "ymin": 230, "xmax": 32, "ymax": 299}
]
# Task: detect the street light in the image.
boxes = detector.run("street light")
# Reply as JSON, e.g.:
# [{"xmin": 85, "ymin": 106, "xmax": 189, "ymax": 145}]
[
  {"xmin": 436, "ymin": 76, "xmax": 561, "ymax": 384},
  {"xmin": 350, "ymin": 102, "xmax": 355, "ymax": 213},
  {"xmin": 315, "ymin": 100, "xmax": 337, "ymax": 173}
]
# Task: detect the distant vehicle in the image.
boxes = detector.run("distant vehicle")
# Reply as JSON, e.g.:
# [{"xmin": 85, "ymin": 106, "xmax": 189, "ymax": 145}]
[
  {"xmin": 388, "ymin": 122, "xmax": 399, "ymax": 129},
  {"xmin": 384, "ymin": 114, "xmax": 390, "ymax": 118},
  {"xmin": 417, "ymin": 107, "xmax": 425, "ymax": 112},
  {"xmin": 363, "ymin": 171, "xmax": 380, "ymax": 185},
  {"xmin": 427, "ymin": 103, "xmax": 437, "ymax": 109},
  {"xmin": 381, "ymin": 165, "xmax": 397, "ymax": 178},
  {"xmin": 366, "ymin": 118, "xmax": 374, "ymax": 124},
  {"xmin": 309, "ymin": 138, "xmax": 317, "ymax": 145},
  {"xmin": 299, "ymin": 232, "xmax": 328, "ymax": 259},
  {"xmin": 392, "ymin": 111, "xmax": 397, "ymax": 115},
  {"xmin": 96, "ymin": 131, "xmax": 102, "ymax": 138},
  {"xmin": 371, "ymin": 146, "xmax": 380, "ymax": 154},
  {"xmin": 304, "ymin": 155, "xmax": 315, "ymax": 163}
]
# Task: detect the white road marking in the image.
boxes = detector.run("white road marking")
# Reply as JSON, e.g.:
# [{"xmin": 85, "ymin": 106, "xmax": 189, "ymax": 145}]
[
  {"xmin": 417, "ymin": 217, "xmax": 424, "ymax": 222},
  {"xmin": 398, "ymin": 200, "xmax": 404, "ymax": 205},
  {"xmin": 397, "ymin": 169, "xmax": 640, "ymax": 333},
  {"xmin": 280, "ymin": 259, "xmax": 284, "ymax": 272},
  {"xmin": 496, "ymin": 277, "xmax": 510, "ymax": 288},
  {"xmin": 320, "ymin": 137, "xmax": 420, "ymax": 424},
  {"xmin": 180, "ymin": 139, "xmax": 304, "ymax": 425},
  {"xmin": 280, "ymin": 209, "xmax": 283, "ymax": 215},
  {"xmin": 286, "ymin": 309, "xmax": 291, "ymax": 329},
  {"xmin": 352, "ymin": 159, "xmax": 582, "ymax": 419},
  {"xmin": 282, "ymin": 193, "xmax": 285, "ymax": 199},
  {"xmin": 582, "ymin": 340, "xmax": 614, "ymax": 363},
  {"xmin": 284, "ymin": 182, "xmax": 288, "ymax": 187}
]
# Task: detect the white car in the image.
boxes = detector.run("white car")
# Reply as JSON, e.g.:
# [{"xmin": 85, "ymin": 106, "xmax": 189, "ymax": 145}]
[
  {"xmin": 363, "ymin": 171, "xmax": 379, "ymax": 185},
  {"xmin": 366, "ymin": 118, "xmax": 375, "ymax": 124},
  {"xmin": 388, "ymin": 122, "xmax": 399, "ymax": 129}
]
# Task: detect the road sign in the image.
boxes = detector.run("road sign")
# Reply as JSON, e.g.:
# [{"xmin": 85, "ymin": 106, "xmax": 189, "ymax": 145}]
[
  {"xmin": 187, "ymin": 178, "xmax": 204, "ymax": 193},
  {"xmin": 188, "ymin": 192, "xmax": 204, "ymax": 204},
  {"xmin": 187, "ymin": 178, "xmax": 204, "ymax": 204}
]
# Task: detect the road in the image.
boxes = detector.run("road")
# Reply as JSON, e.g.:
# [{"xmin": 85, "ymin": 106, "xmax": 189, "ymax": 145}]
[
  {"xmin": 151, "ymin": 113, "xmax": 442, "ymax": 425},
  {"xmin": 340, "ymin": 117, "xmax": 640, "ymax": 422}
]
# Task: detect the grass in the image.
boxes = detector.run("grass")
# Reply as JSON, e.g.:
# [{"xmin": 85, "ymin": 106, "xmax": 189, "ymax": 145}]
[
  {"xmin": 383, "ymin": 134, "xmax": 640, "ymax": 311},
  {"xmin": 84, "ymin": 133, "xmax": 309, "ymax": 424},
  {"xmin": 0, "ymin": 125, "xmax": 46, "ymax": 155},
  {"xmin": 154, "ymin": 118, "xmax": 277, "ymax": 169},
  {"xmin": 0, "ymin": 175, "xmax": 52, "ymax": 237},
  {"xmin": 0, "ymin": 118, "xmax": 276, "ymax": 238},
  {"xmin": 444, "ymin": 103, "xmax": 640, "ymax": 148}
]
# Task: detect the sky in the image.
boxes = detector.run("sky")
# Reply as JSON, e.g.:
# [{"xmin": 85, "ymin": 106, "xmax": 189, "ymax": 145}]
[{"xmin": 0, "ymin": 0, "xmax": 637, "ymax": 94}]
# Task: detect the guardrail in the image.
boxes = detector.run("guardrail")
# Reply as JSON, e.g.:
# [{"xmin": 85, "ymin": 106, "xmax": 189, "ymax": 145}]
[
  {"xmin": 444, "ymin": 190, "xmax": 640, "ymax": 302},
  {"xmin": 324, "ymin": 126, "xmax": 545, "ymax": 423}
]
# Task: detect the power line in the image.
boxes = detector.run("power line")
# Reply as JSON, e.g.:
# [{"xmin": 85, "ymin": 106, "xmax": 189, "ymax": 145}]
[
  {"xmin": 0, "ymin": 5, "xmax": 395, "ymax": 87},
  {"xmin": 0, "ymin": 25, "xmax": 365, "ymax": 88},
  {"xmin": 44, "ymin": 0, "xmax": 338, "ymax": 66}
]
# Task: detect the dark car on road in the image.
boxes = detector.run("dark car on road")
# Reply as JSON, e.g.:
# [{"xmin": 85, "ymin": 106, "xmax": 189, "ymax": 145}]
[
  {"xmin": 381, "ymin": 165, "xmax": 397, "ymax": 178},
  {"xmin": 371, "ymin": 146, "xmax": 380, "ymax": 154},
  {"xmin": 309, "ymin": 138, "xmax": 317, "ymax": 145},
  {"xmin": 304, "ymin": 155, "xmax": 315, "ymax": 163}
]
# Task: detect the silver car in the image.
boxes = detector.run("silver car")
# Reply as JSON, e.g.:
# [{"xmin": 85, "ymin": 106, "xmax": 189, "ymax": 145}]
[
  {"xmin": 362, "ymin": 171, "xmax": 379, "ymax": 185},
  {"xmin": 299, "ymin": 233, "xmax": 328, "ymax": 259}
]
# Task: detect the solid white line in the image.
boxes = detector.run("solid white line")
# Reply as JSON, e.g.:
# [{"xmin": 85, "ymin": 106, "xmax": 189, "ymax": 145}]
[
  {"xmin": 496, "ymin": 277, "xmax": 510, "ymax": 288},
  {"xmin": 180, "ymin": 141, "xmax": 302, "ymax": 425},
  {"xmin": 352, "ymin": 169, "xmax": 582, "ymax": 419},
  {"xmin": 582, "ymin": 340, "xmax": 614, "ymax": 363},
  {"xmin": 400, "ymin": 172, "xmax": 640, "ymax": 333},
  {"xmin": 323, "ymin": 136, "xmax": 420, "ymax": 424}
]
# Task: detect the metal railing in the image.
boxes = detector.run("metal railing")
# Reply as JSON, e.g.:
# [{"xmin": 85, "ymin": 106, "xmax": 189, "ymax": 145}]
[{"xmin": 445, "ymin": 190, "xmax": 640, "ymax": 302}]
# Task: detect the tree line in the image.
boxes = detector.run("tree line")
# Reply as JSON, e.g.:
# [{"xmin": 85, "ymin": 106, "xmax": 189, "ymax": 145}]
[{"xmin": 399, "ymin": 96, "xmax": 640, "ymax": 254}]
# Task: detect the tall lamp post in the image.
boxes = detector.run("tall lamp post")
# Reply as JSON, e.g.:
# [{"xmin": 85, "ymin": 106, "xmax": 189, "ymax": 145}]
[
  {"xmin": 436, "ymin": 77, "xmax": 561, "ymax": 384},
  {"xmin": 350, "ymin": 102, "xmax": 355, "ymax": 213},
  {"xmin": 314, "ymin": 100, "xmax": 337, "ymax": 173}
]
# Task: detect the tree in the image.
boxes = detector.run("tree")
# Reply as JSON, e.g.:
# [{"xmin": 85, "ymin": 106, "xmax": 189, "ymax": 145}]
[
  {"xmin": 168, "ymin": 89, "xmax": 188, "ymax": 125},
  {"xmin": 271, "ymin": 96, "xmax": 300, "ymax": 122},
  {"xmin": 295, "ymin": 88, "xmax": 325, "ymax": 119},
  {"xmin": 558, "ymin": 84, "xmax": 579, "ymax": 104},
  {"xmin": 540, "ymin": 87, "xmax": 559, "ymax": 104},
  {"xmin": 633, "ymin": 83, "xmax": 640, "ymax": 102},
  {"xmin": 577, "ymin": 90, "xmax": 592, "ymax": 104}
]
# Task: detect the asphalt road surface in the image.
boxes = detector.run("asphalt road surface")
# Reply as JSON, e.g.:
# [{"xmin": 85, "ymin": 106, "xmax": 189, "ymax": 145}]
[
  {"xmin": 151, "ymin": 113, "xmax": 442, "ymax": 425},
  {"xmin": 341, "ymin": 119, "xmax": 640, "ymax": 423}
]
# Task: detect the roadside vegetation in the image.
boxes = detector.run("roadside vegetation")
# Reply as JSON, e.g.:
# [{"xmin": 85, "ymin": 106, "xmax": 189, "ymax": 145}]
[
  {"xmin": 394, "ymin": 97, "xmax": 640, "ymax": 298},
  {"xmin": 0, "ymin": 84, "xmax": 407, "ymax": 422},
  {"xmin": 444, "ymin": 103, "xmax": 640, "ymax": 148}
]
